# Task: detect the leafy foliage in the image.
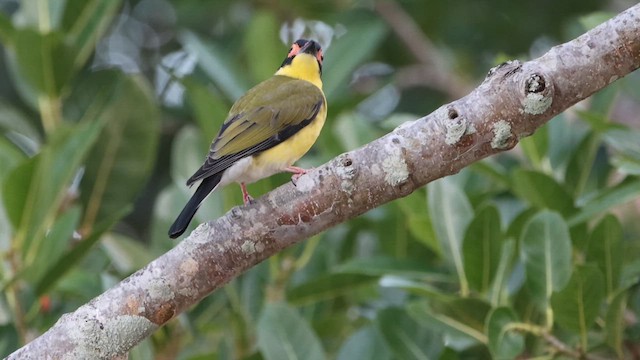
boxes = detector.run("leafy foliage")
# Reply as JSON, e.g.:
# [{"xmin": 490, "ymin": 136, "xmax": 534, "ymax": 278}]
[{"xmin": 1, "ymin": 0, "xmax": 639, "ymax": 359}]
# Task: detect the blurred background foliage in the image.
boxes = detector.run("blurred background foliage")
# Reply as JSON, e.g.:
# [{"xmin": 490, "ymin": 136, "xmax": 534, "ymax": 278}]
[{"xmin": 1, "ymin": 0, "xmax": 640, "ymax": 358}]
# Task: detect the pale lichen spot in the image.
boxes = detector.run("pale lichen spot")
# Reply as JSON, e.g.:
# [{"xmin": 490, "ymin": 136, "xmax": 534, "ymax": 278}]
[
  {"xmin": 295, "ymin": 174, "xmax": 315, "ymax": 192},
  {"xmin": 335, "ymin": 155, "xmax": 357, "ymax": 193},
  {"xmin": 491, "ymin": 120, "xmax": 513, "ymax": 149},
  {"xmin": 65, "ymin": 315, "xmax": 156, "ymax": 360},
  {"xmin": 241, "ymin": 240, "xmax": 256, "ymax": 255},
  {"xmin": 179, "ymin": 258, "xmax": 198, "ymax": 276},
  {"xmin": 190, "ymin": 222, "xmax": 212, "ymax": 244},
  {"xmin": 148, "ymin": 279, "xmax": 174, "ymax": 303},
  {"xmin": 466, "ymin": 123, "xmax": 477, "ymax": 135},
  {"xmin": 231, "ymin": 223, "xmax": 242, "ymax": 233},
  {"xmin": 381, "ymin": 144, "xmax": 409, "ymax": 186},
  {"xmin": 522, "ymin": 92, "xmax": 552, "ymax": 115},
  {"xmin": 341, "ymin": 179, "xmax": 354, "ymax": 193},
  {"xmin": 370, "ymin": 163, "xmax": 382, "ymax": 177},
  {"xmin": 444, "ymin": 118, "xmax": 468, "ymax": 145}
]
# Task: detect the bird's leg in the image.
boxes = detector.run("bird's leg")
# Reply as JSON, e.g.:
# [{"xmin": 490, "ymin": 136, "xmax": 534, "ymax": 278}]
[
  {"xmin": 240, "ymin": 182, "xmax": 254, "ymax": 204},
  {"xmin": 285, "ymin": 166, "xmax": 310, "ymax": 185}
]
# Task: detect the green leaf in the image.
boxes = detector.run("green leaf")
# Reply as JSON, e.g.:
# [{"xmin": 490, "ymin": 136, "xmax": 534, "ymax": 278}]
[
  {"xmin": 519, "ymin": 125, "xmax": 548, "ymax": 169},
  {"xmin": 408, "ymin": 299, "xmax": 490, "ymax": 346},
  {"xmin": 379, "ymin": 276, "xmax": 452, "ymax": 300},
  {"xmin": 61, "ymin": 0, "xmax": 122, "ymax": 70},
  {"xmin": 0, "ymin": 325, "xmax": 19, "ymax": 357},
  {"xmin": 577, "ymin": 110, "xmax": 621, "ymax": 133},
  {"xmin": 287, "ymin": 274, "xmax": 375, "ymax": 305},
  {"xmin": 34, "ymin": 206, "xmax": 130, "ymax": 296},
  {"xmin": 568, "ymin": 176, "xmax": 640, "ymax": 226},
  {"xmin": 376, "ymin": 307, "xmax": 441, "ymax": 360},
  {"xmin": 12, "ymin": 29, "xmax": 77, "ymax": 96},
  {"xmin": 396, "ymin": 188, "xmax": 438, "ymax": 253},
  {"xmin": 179, "ymin": 31, "xmax": 248, "ymax": 101},
  {"xmin": 0, "ymin": 12, "xmax": 13, "ymax": 44},
  {"xmin": 621, "ymin": 259, "xmax": 640, "ymax": 290},
  {"xmin": 3, "ymin": 120, "xmax": 104, "ymax": 264},
  {"xmin": 511, "ymin": 169, "xmax": 576, "ymax": 217},
  {"xmin": 0, "ymin": 184, "xmax": 15, "ymax": 251},
  {"xmin": 604, "ymin": 128, "xmax": 640, "ymax": 176},
  {"xmin": 243, "ymin": 10, "xmax": 283, "ymax": 81},
  {"xmin": 76, "ymin": 72, "xmax": 160, "ymax": 231},
  {"xmin": 505, "ymin": 207, "xmax": 537, "ymax": 240},
  {"xmin": 336, "ymin": 326, "xmax": 391, "ymax": 360},
  {"xmin": 170, "ymin": 125, "xmax": 210, "ymax": 185},
  {"xmin": 565, "ymin": 132, "xmax": 600, "ymax": 197},
  {"xmin": 586, "ymin": 214, "xmax": 623, "ymax": 298},
  {"xmin": 183, "ymin": 80, "xmax": 229, "ymax": 140},
  {"xmin": 2, "ymin": 156, "xmax": 37, "ymax": 228},
  {"xmin": 336, "ymin": 256, "xmax": 433, "ymax": 277},
  {"xmin": 520, "ymin": 210, "xmax": 572, "ymax": 309},
  {"xmin": 486, "ymin": 307, "xmax": 524, "ymax": 359},
  {"xmin": 489, "ymin": 240, "xmax": 516, "ymax": 306},
  {"xmin": 588, "ymin": 83, "xmax": 619, "ymax": 115},
  {"xmin": 0, "ymin": 99, "xmax": 41, "ymax": 143},
  {"xmin": 257, "ymin": 303, "xmax": 325, "ymax": 360},
  {"xmin": 550, "ymin": 265, "xmax": 605, "ymax": 347},
  {"xmin": 470, "ymin": 159, "xmax": 510, "ymax": 188},
  {"xmin": 322, "ymin": 13, "xmax": 387, "ymax": 101},
  {"xmin": 462, "ymin": 205, "xmax": 503, "ymax": 293},
  {"xmin": 547, "ymin": 113, "xmax": 589, "ymax": 169},
  {"xmin": 25, "ymin": 206, "xmax": 81, "ymax": 284},
  {"xmin": 11, "ymin": 1, "xmax": 66, "ymax": 30},
  {"xmin": 605, "ymin": 290, "xmax": 627, "ymax": 358},
  {"xmin": 101, "ymin": 233, "xmax": 156, "ymax": 274},
  {"xmin": 428, "ymin": 178, "xmax": 473, "ymax": 295},
  {"xmin": 332, "ymin": 112, "xmax": 381, "ymax": 152}
]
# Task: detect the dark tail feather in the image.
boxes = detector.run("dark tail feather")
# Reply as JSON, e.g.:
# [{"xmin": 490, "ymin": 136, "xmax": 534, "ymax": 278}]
[{"xmin": 168, "ymin": 173, "xmax": 223, "ymax": 239}]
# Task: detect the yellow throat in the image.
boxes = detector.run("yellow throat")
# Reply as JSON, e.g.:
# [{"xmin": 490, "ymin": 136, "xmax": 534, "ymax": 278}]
[{"xmin": 275, "ymin": 53, "xmax": 323, "ymax": 89}]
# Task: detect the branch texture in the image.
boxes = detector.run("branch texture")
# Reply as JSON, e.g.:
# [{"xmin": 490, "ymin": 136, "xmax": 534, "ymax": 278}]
[{"xmin": 9, "ymin": 4, "xmax": 640, "ymax": 359}]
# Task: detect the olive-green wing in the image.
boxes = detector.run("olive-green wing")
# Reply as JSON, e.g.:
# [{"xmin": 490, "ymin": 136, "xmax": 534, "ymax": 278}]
[{"xmin": 186, "ymin": 76, "xmax": 324, "ymax": 186}]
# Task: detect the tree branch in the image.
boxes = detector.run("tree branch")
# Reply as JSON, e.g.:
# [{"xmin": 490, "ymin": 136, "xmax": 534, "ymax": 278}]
[{"xmin": 8, "ymin": 4, "xmax": 640, "ymax": 359}]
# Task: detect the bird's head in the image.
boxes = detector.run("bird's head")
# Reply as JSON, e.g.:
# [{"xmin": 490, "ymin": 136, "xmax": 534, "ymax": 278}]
[
  {"xmin": 282, "ymin": 39, "xmax": 323, "ymax": 70},
  {"xmin": 276, "ymin": 39, "xmax": 324, "ymax": 83}
]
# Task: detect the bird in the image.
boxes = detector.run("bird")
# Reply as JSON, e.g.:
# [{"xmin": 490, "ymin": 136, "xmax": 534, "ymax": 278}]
[{"xmin": 168, "ymin": 39, "xmax": 327, "ymax": 239}]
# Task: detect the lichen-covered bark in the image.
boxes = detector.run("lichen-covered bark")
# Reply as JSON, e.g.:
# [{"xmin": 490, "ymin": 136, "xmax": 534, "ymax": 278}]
[{"xmin": 8, "ymin": 4, "xmax": 640, "ymax": 359}]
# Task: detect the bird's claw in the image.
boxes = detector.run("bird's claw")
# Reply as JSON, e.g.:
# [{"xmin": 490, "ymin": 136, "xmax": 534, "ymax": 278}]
[{"xmin": 286, "ymin": 166, "xmax": 311, "ymax": 186}]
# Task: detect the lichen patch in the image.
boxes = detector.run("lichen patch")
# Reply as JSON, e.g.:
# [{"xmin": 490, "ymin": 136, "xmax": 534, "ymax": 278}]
[
  {"xmin": 381, "ymin": 144, "xmax": 409, "ymax": 186},
  {"xmin": 444, "ymin": 118, "xmax": 468, "ymax": 145},
  {"xmin": 522, "ymin": 92, "xmax": 552, "ymax": 115},
  {"xmin": 241, "ymin": 240, "xmax": 256, "ymax": 255},
  {"xmin": 491, "ymin": 120, "xmax": 513, "ymax": 149}
]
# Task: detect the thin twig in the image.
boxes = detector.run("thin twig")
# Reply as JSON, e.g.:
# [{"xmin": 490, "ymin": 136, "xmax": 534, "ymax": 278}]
[
  {"xmin": 543, "ymin": 333, "xmax": 611, "ymax": 360},
  {"xmin": 375, "ymin": 0, "xmax": 473, "ymax": 99}
]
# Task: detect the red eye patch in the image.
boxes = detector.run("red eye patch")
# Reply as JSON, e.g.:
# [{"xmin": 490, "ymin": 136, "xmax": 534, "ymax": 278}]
[{"xmin": 287, "ymin": 43, "xmax": 301, "ymax": 58}]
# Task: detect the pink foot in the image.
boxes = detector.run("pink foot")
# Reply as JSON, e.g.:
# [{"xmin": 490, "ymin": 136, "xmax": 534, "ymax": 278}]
[
  {"xmin": 240, "ymin": 182, "xmax": 254, "ymax": 204},
  {"xmin": 285, "ymin": 166, "xmax": 310, "ymax": 184}
]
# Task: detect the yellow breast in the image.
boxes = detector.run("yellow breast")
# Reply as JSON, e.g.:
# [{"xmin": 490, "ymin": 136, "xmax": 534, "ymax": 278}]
[{"xmin": 253, "ymin": 100, "xmax": 327, "ymax": 170}]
